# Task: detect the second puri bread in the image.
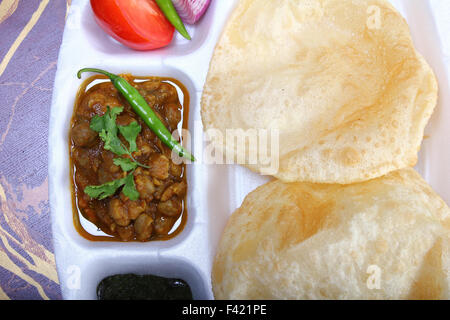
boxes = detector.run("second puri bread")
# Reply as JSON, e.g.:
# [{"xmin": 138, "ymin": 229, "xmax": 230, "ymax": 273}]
[{"xmin": 212, "ymin": 168, "xmax": 450, "ymax": 300}]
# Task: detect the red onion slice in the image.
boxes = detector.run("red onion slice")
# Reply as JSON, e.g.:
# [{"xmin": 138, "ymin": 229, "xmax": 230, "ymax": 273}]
[{"xmin": 172, "ymin": 0, "xmax": 211, "ymax": 24}]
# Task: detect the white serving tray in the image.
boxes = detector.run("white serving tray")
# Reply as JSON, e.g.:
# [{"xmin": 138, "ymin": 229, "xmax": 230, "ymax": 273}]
[{"xmin": 49, "ymin": 0, "xmax": 450, "ymax": 300}]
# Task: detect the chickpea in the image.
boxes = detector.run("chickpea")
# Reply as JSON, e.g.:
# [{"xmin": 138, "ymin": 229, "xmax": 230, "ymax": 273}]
[
  {"xmin": 134, "ymin": 214, "xmax": 154, "ymax": 241},
  {"xmin": 109, "ymin": 198, "xmax": 130, "ymax": 227}
]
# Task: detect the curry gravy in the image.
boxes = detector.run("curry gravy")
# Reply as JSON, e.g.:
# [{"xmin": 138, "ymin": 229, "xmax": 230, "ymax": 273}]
[{"xmin": 69, "ymin": 74, "xmax": 190, "ymax": 242}]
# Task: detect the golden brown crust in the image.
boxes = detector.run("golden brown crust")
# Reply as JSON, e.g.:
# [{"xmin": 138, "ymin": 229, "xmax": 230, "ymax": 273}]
[{"xmin": 212, "ymin": 168, "xmax": 450, "ymax": 299}]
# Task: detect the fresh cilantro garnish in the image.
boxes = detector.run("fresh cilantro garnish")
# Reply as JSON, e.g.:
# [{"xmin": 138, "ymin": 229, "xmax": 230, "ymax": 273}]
[
  {"xmin": 84, "ymin": 106, "xmax": 148, "ymax": 201},
  {"xmin": 84, "ymin": 171, "xmax": 139, "ymax": 201},
  {"xmin": 113, "ymin": 158, "xmax": 138, "ymax": 172},
  {"xmin": 118, "ymin": 121, "xmax": 141, "ymax": 153},
  {"xmin": 90, "ymin": 107, "xmax": 128, "ymax": 155},
  {"xmin": 84, "ymin": 178, "xmax": 127, "ymax": 200},
  {"xmin": 122, "ymin": 173, "xmax": 140, "ymax": 201}
]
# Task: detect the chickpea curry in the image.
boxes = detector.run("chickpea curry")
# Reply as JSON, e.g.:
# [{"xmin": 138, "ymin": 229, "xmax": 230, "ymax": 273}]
[{"xmin": 70, "ymin": 74, "xmax": 189, "ymax": 242}]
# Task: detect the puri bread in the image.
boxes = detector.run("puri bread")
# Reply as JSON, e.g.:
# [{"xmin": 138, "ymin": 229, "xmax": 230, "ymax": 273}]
[
  {"xmin": 201, "ymin": 0, "xmax": 438, "ymax": 183},
  {"xmin": 212, "ymin": 168, "xmax": 450, "ymax": 300}
]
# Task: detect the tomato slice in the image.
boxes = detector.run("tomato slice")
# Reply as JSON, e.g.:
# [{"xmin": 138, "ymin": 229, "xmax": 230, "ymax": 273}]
[{"xmin": 91, "ymin": 0, "xmax": 175, "ymax": 51}]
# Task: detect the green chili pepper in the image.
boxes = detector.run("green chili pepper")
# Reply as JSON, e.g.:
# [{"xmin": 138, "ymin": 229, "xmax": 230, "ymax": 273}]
[
  {"xmin": 155, "ymin": 0, "xmax": 191, "ymax": 40},
  {"xmin": 77, "ymin": 68, "xmax": 195, "ymax": 162}
]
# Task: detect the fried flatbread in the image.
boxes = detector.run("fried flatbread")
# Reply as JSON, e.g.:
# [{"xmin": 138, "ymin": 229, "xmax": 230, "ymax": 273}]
[
  {"xmin": 201, "ymin": 0, "xmax": 438, "ymax": 183},
  {"xmin": 212, "ymin": 168, "xmax": 450, "ymax": 299}
]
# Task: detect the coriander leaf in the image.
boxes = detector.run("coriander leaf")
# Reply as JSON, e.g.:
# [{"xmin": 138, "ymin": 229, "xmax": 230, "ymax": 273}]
[
  {"xmin": 85, "ymin": 107, "xmax": 146, "ymax": 201},
  {"xmin": 118, "ymin": 121, "xmax": 141, "ymax": 153},
  {"xmin": 90, "ymin": 115, "xmax": 105, "ymax": 132},
  {"xmin": 84, "ymin": 178, "xmax": 125, "ymax": 200},
  {"xmin": 122, "ymin": 173, "xmax": 139, "ymax": 201},
  {"xmin": 90, "ymin": 106, "xmax": 123, "ymax": 132},
  {"xmin": 91, "ymin": 106, "xmax": 128, "ymax": 156},
  {"xmin": 102, "ymin": 130, "xmax": 128, "ymax": 155},
  {"xmin": 113, "ymin": 157, "xmax": 138, "ymax": 172},
  {"xmin": 104, "ymin": 106, "xmax": 123, "ymax": 135}
]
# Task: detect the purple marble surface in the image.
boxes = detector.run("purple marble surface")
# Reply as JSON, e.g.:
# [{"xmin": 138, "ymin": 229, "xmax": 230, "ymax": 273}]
[{"xmin": 0, "ymin": 0, "xmax": 68, "ymax": 299}]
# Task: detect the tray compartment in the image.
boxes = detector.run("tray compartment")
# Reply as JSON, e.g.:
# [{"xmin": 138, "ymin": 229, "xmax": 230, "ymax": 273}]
[
  {"xmin": 63, "ymin": 253, "xmax": 207, "ymax": 300},
  {"xmin": 77, "ymin": 0, "xmax": 217, "ymax": 58}
]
